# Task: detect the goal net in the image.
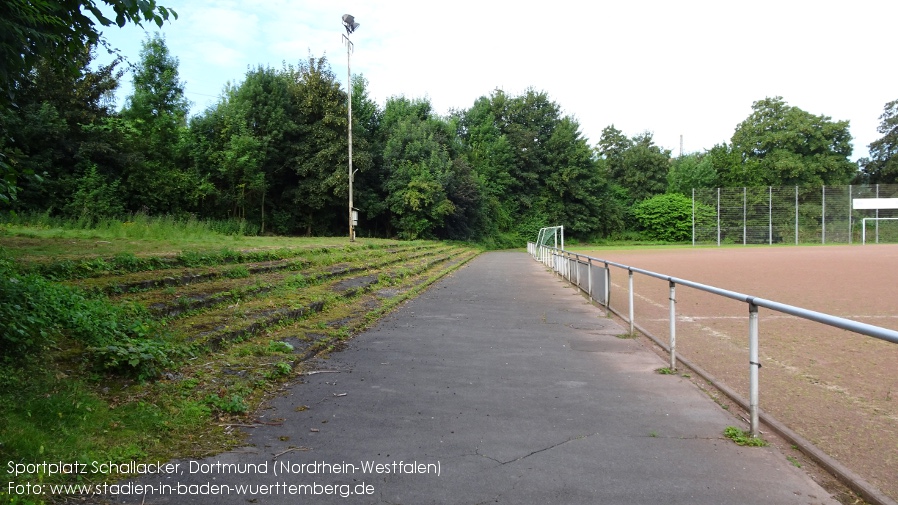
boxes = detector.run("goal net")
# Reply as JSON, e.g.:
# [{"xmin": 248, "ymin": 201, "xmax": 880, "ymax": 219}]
[{"xmin": 535, "ymin": 226, "xmax": 564, "ymax": 251}]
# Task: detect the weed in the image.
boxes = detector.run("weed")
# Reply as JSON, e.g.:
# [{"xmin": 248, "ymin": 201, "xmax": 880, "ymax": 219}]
[
  {"xmin": 656, "ymin": 367, "xmax": 676, "ymax": 375},
  {"xmin": 268, "ymin": 341, "xmax": 294, "ymax": 354},
  {"xmin": 224, "ymin": 265, "xmax": 250, "ymax": 279},
  {"xmin": 649, "ymin": 431, "xmax": 659, "ymax": 438},
  {"xmin": 723, "ymin": 426, "xmax": 768, "ymax": 447},
  {"xmin": 205, "ymin": 394, "xmax": 249, "ymax": 414},
  {"xmin": 787, "ymin": 456, "xmax": 801, "ymax": 468}
]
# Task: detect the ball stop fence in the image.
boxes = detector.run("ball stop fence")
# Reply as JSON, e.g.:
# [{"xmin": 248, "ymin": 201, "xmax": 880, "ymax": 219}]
[{"xmin": 692, "ymin": 184, "xmax": 898, "ymax": 246}]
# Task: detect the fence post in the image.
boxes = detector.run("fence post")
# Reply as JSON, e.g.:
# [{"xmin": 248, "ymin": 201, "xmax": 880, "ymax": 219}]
[
  {"xmin": 717, "ymin": 187, "xmax": 721, "ymax": 247},
  {"xmin": 692, "ymin": 188, "xmax": 695, "ymax": 247},
  {"xmin": 769, "ymin": 186, "xmax": 773, "ymax": 245},
  {"xmin": 876, "ymin": 184, "xmax": 880, "ymax": 243},
  {"xmin": 822, "ymin": 185, "xmax": 826, "ymax": 244},
  {"xmin": 743, "ymin": 187, "xmax": 747, "ymax": 245},
  {"xmin": 604, "ymin": 262, "xmax": 611, "ymax": 309},
  {"xmin": 587, "ymin": 258, "xmax": 593, "ymax": 301},
  {"xmin": 748, "ymin": 301, "xmax": 760, "ymax": 437},
  {"xmin": 795, "ymin": 186, "xmax": 799, "ymax": 244},
  {"xmin": 628, "ymin": 269, "xmax": 635, "ymax": 335},
  {"xmin": 849, "ymin": 185, "xmax": 853, "ymax": 244},
  {"xmin": 669, "ymin": 280, "xmax": 677, "ymax": 370}
]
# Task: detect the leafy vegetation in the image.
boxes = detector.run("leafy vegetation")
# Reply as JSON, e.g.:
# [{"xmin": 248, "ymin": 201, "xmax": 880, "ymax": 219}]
[
  {"xmin": 723, "ymin": 426, "xmax": 768, "ymax": 447},
  {"xmin": 0, "ymin": 221, "xmax": 478, "ymax": 503},
  {"xmin": 3, "ymin": 8, "xmax": 887, "ymax": 245}
]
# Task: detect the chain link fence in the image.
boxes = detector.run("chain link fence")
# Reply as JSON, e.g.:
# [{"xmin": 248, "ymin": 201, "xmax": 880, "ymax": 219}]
[{"xmin": 692, "ymin": 184, "xmax": 898, "ymax": 245}]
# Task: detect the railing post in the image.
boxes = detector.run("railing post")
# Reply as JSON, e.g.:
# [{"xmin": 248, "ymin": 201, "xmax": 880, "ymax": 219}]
[
  {"xmin": 604, "ymin": 264, "xmax": 610, "ymax": 309},
  {"xmin": 628, "ymin": 269, "xmax": 635, "ymax": 335},
  {"xmin": 587, "ymin": 258, "xmax": 593, "ymax": 301},
  {"xmin": 669, "ymin": 280, "xmax": 677, "ymax": 370},
  {"xmin": 748, "ymin": 301, "xmax": 760, "ymax": 437}
]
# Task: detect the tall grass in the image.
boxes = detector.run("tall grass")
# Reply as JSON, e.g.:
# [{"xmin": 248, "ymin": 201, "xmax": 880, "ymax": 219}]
[{"xmin": 3, "ymin": 211, "xmax": 260, "ymax": 241}]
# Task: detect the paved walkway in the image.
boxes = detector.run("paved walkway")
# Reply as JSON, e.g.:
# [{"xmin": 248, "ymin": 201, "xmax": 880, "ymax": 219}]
[{"xmin": 121, "ymin": 252, "xmax": 837, "ymax": 504}]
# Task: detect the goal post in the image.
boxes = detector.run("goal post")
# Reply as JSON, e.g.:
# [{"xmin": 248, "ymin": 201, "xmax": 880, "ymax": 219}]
[
  {"xmin": 861, "ymin": 217, "xmax": 898, "ymax": 244},
  {"xmin": 536, "ymin": 226, "xmax": 564, "ymax": 251}
]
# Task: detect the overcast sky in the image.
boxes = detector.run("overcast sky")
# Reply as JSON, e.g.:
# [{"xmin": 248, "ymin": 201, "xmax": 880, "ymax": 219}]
[{"xmin": 98, "ymin": 0, "xmax": 895, "ymax": 160}]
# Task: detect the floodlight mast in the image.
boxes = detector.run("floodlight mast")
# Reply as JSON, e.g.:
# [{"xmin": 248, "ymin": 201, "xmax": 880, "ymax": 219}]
[{"xmin": 342, "ymin": 14, "xmax": 359, "ymax": 241}]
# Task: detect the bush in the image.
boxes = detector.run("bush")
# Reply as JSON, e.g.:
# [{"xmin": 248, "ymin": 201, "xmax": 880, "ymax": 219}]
[
  {"xmin": 0, "ymin": 257, "xmax": 176, "ymax": 379},
  {"xmin": 632, "ymin": 193, "xmax": 714, "ymax": 242}
]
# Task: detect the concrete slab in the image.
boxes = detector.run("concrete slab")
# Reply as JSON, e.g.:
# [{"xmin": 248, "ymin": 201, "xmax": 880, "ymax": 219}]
[{"xmin": 116, "ymin": 252, "xmax": 837, "ymax": 504}]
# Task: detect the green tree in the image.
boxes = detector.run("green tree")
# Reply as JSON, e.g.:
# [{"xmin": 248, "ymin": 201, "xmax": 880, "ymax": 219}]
[
  {"xmin": 597, "ymin": 127, "xmax": 670, "ymax": 203},
  {"xmin": 858, "ymin": 99, "xmax": 898, "ymax": 184},
  {"xmin": 726, "ymin": 96, "xmax": 855, "ymax": 187},
  {"xmin": 0, "ymin": 0, "xmax": 176, "ymax": 205},
  {"xmin": 285, "ymin": 57, "xmax": 356, "ymax": 236},
  {"xmin": 381, "ymin": 97, "xmax": 455, "ymax": 239},
  {"xmin": 458, "ymin": 95, "xmax": 516, "ymax": 236},
  {"xmin": 120, "ymin": 33, "xmax": 196, "ymax": 214},
  {"xmin": 668, "ymin": 152, "xmax": 717, "ymax": 195},
  {"xmin": 3, "ymin": 46, "xmax": 126, "ymax": 214},
  {"xmin": 1, "ymin": 0, "xmax": 176, "ymax": 104}
]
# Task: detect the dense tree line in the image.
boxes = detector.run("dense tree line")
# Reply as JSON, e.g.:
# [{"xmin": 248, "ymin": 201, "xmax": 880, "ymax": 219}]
[{"xmin": 2, "ymin": 26, "xmax": 896, "ymax": 243}]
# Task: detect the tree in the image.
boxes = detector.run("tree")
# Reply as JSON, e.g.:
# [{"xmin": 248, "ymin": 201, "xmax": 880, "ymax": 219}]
[
  {"xmin": 0, "ymin": 0, "xmax": 175, "ymax": 207},
  {"xmin": 2, "ymin": 46, "xmax": 126, "ymax": 214},
  {"xmin": 1, "ymin": 0, "xmax": 176, "ymax": 104},
  {"xmin": 120, "ymin": 33, "xmax": 195, "ymax": 214},
  {"xmin": 726, "ymin": 96, "xmax": 855, "ymax": 187},
  {"xmin": 284, "ymin": 56, "xmax": 356, "ymax": 236},
  {"xmin": 668, "ymin": 153, "xmax": 717, "ymax": 195},
  {"xmin": 597, "ymin": 127, "xmax": 670, "ymax": 203},
  {"xmin": 858, "ymin": 99, "xmax": 898, "ymax": 184},
  {"xmin": 381, "ymin": 97, "xmax": 455, "ymax": 239}
]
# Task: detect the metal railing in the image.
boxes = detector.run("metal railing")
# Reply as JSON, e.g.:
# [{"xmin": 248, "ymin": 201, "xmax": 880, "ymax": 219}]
[{"xmin": 527, "ymin": 242, "xmax": 898, "ymax": 438}]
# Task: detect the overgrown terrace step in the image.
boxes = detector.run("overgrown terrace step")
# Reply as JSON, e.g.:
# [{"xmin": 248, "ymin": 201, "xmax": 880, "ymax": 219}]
[
  {"xmin": 24, "ymin": 241, "xmax": 445, "ymax": 281},
  {"xmin": 180, "ymin": 247, "xmax": 473, "ymax": 352},
  {"xmin": 73, "ymin": 244, "xmax": 433, "ymax": 295},
  {"xmin": 131, "ymin": 246, "xmax": 457, "ymax": 317},
  {"xmin": 265, "ymin": 248, "xmax": 480, "ymax": 362}
]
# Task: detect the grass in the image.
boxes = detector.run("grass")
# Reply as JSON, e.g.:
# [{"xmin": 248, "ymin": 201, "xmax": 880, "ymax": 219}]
[
  {"xmin": 0, "ymin": 219, "xmax": 479, "ymax": 504},
  {"xmin": 0, "ymin": 212, "xmax": 396, "ymax": 261},
  {"xmin": 723, "ymin": 426, "xmax": 768, "ymax": 447}
]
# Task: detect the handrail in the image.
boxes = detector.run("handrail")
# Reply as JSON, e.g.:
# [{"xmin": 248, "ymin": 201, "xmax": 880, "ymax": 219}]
[{"xmin": 527, "ymin": 242, "xmax": 898, "ymax": 439}]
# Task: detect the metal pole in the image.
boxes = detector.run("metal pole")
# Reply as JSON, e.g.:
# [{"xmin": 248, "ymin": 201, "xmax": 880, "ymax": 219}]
[
  {"xmin": 604, "ymin": 262, "xmax": 610, "ymax": 309},
  {"xmin": 717, "ymin": 187, "xmax": 721, "ymax": 247},
  {"xmin": 692, "ymin": 188, "xmax": 695, "ymax": 247},
  {"xmin": 795, "ymin": 186, "xmax": 798, "ymax": 244},
  {"xmin": 669, "ymin": 281, "xmax": 677, "ymax": 370},
  {"xmin": 822, "ymin": 185, "xmax": 826, "ymax": 244},
  {"xmin": 343, "ymin": 34, "xmax": 355, "ymax": 242},
  {"xmin": 748, "ymin": 302, "xmax": 760, "ymax": 437},
  {"xmin": 587, "ymin": 258, "xmax": 593, "ymax": 301},
  {"xmin": 849, "ymin": 185, "xmax": 853, "ymax": 244},
  {"xmin": 876, "ymin": 184, "xmax": 880, "ymax": 243},
  {"xmin": 743, "ymin": 187, "xmax": 746, "ymax": 245},
  {"xmin": 769, "ymin": 186, "xmax": 773, "ymax": 245},
  {"xmin": 628, "ymin": 269, "xmax": 634, "ymax": 335},
  {"xmin": 862, "ymin": 218, "xmax": 867, "ymax": 245}
]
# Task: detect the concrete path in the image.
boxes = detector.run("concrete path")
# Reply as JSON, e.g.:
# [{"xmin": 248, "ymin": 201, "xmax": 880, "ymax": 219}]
[{"xmin": 119, "ymin": 252, "xmax": 837, "ymax": 504}]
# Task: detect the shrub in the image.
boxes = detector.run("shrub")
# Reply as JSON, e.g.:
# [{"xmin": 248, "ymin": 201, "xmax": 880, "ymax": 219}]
[
  {"xmin": 0, "ymin": 258, "xmax": 176, "ymax": 379},
  {"xmin": 632, "ymin": 193, "xmax": 715, "ymax": 242}
]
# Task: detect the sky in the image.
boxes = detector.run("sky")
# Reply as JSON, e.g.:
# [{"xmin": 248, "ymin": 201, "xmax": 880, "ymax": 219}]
[{"xmin": 97, "ymin": 0, "xmax": 896, "ymax": 161}]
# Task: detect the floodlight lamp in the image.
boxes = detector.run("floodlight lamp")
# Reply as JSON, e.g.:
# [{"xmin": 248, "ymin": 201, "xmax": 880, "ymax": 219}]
[{"xmin": 342, "ymin": 14, "xmax": 360, "ymax": 34}]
